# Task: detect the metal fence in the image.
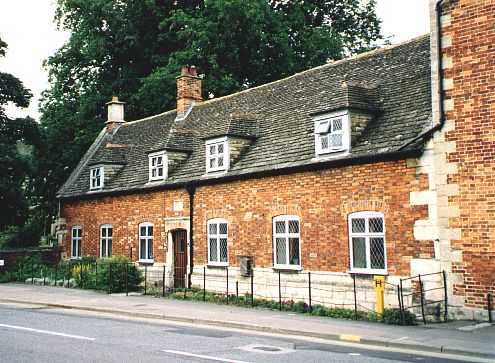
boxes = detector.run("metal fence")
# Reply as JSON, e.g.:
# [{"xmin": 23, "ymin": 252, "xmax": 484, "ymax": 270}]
[
  {"xmin": 399, "ymin": 271, "xmax": 447, "ymax": 324},
  {"xmin": 190, "ymin": 267, "xmax": 401, "ymax": 320},
  {"xmin": 3, "ymin": 259, "xmax": 494, "ymax": 324}
]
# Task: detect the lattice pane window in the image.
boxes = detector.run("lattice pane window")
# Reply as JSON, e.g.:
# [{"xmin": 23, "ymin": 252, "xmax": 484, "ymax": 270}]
[
  {"xmin": 276, "ymin": 238, "xmax": 287, "ymax": 265},
  {"xmin": 370, "ymin": 238, "xmax": 385, "ymax": 269},
  {"xmin": 219, "ymin": 238, "xmax": 228, "ymax": 262},
  {"xmin": 207, "ymin": 219, "xmax": 228, "ymax": 265},
  {"xmin": 209, "ymin": 239, "xmax": 218, "ymax": 261},
  {"xmin": 352, "ymin": 237, "xmax": 366, "ymax": 268},
  {"xmin": 348, "ymin": 212, "xmax": 387, "ymax": 273},
  {"xmin": 139, "ymin": 223, "xmax": 154, "ymax": 262},
  {"xmin": 149, "ymin": 152, "xmax": 167, "ymax": 181},
  {"xmin": 314, "ymin": 113, "xmax": 349, "ymax": 155},
  {"xmin": 100, "ymin": 224, "xmax": 113, "ymax": 258},
  {"xmin": 206, "ymin": 138, "xmax": 229, "ymax": 172},
  {"xmin": 71, "ymin": 226, "xmax": 82, "ymax": 259},
  {"xmin": 273, "ymin": 216, "xmax": 301, "ymax": 269},
  {"xmin": 90, "ymin": 167, "xmax": 103, "ymax": 190}
]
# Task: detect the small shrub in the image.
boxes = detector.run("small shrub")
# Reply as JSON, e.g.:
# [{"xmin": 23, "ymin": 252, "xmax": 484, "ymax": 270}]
[
  {"xmin": 10, "ymin": 254, "xmax": 45, "ymax": 281},
  {"xmin": 293, "ymin": 301, "xmax": 309, "ymax": 313},
  {"xmin": 381, "ymin": 308, "xmax": 416, "ymax": 325},
  {"xmin": 92, "ymin": 256, "xmax": 143, "ymax": 293},
  {"xmin": 0, "ymin": 272, "xmax": 13, "ymax": 283}
]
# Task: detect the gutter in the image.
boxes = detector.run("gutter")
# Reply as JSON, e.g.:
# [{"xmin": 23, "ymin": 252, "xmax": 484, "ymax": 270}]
[
  {"xmin": 57, "ymin": 148, "xmax": 422, "ymax": 202},
  {"xmin": 399, "ymin": 0, "xmax": 446, "ymax": 151}
]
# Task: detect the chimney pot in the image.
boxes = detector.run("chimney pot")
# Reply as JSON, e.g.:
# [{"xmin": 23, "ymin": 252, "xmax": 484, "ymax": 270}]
[{"xmin": 106, "ymin": 96, "xmax": 125, "ymax": 132}]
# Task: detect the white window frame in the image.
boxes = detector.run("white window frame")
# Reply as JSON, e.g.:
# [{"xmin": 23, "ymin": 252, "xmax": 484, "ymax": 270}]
[
  {"xmin": 148, "ymin": 151, "xmax": 168, "ymax": 181},
  {"xmin": 89, "ymin": 166, "xmax": 104, "ymax": 190},
  {"xmin": 71, "ymin": 226, "xmax": 82, "ymax": 259},
  {"xmin": 100, "ymin": 224, "xmax": 113, "ymax": 258},
  {"xmin": 205, "ymin": 137, "xmax": 229, "ymax": 173},
  {"xmin": 207, "ymin": 218, "xmax": 229, "ymax": 266},
  {"xmin": 348, "ymin": 211, "xmax": 387, "ymax": 275},
  {"xmin": 273, "ymin": 215, "xmax": 301, "ymax": 270},
  {"xmin": 138, "ymin": 222, "xmax": 154, "ymax": 263},
  {"xmin": 314, "ymin": 111, "xmax": 350, "ymax": 156}
]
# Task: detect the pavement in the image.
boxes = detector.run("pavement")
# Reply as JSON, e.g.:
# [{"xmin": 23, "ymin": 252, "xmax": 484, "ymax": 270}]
[{"xmin": 0, "ymin": 283, "xmax": 493, "ymax": 361}]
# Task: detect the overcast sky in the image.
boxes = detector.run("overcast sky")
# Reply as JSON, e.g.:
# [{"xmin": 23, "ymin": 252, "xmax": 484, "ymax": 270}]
[{"xmin": 0, "ymin": 0, "xmax": 430, "ymax": 120}]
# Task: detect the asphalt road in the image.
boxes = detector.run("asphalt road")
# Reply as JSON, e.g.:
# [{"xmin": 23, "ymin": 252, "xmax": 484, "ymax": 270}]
[{"xmin": 0, "ymin": 303, "xmax": 480, "ymax": 363}]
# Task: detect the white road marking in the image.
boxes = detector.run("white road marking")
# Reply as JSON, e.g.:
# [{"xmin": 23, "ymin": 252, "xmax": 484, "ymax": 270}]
[
  {"xmin": 162, "ymin": 350, "xmax": 253, "ymax": 363},
  {"xmin": 393, "ymin": 336, "xmax": 409, "ymax": 342},
  {"xmin": 0, "ymin": 323, "xmax": 95, "ymax": 341},
  {"xmin": 349, "ymin": 353, "xmax": 361, "ymax": 356}
]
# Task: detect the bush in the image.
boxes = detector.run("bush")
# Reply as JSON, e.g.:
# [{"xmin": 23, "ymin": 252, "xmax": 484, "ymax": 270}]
[
  {"xmin": 381, "ymin": 308, "xmax": 416, "ymax": 325},
  {"xmin": 9, "ymin": 254, "xmax": 45, "ymax": 281},
  {"xmin": 69, "ymin": 256, "xmax": 142, "ymax": 293}
]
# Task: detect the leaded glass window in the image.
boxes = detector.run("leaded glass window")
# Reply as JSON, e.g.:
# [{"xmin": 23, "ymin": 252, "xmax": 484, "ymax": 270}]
[
  {"xmin": 207, "ymin": 219, "xmax": 228, "ymax": 265},
  {"xmin": 348, "ymin": 212, "xmax": 387, "ymax": 274},
  {"xmin": 273, "ymin": 215, "xmax": 301, "ymax": 268}
]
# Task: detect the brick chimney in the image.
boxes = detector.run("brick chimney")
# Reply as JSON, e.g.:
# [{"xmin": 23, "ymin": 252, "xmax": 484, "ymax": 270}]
[
  {"xmin": 106, "ymin": 96, "xmax": 125, "ymax": 132},
  {"xmin": 176, "ymin": 66, "xmax": 202, "ymax": 119}
]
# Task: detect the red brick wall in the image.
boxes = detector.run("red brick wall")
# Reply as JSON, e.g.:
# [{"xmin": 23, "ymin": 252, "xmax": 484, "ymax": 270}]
[
  {"xmin": 62, "ymin": 190, "xmax": 189, "ymax": 262},
  {"xmin": 61, "ymin": 159, "xmax": 429, "ymax": 276},
  {"xmin": 193, "ymin": 160, "xmax": 429, "ymax": 275},
  {"xmin": 0, "ymin": 248, "xmax": 61, "ymax": 272},
  {"xmin": 442, "ymin": 0, "xmax": 495, "ymax": 308}
]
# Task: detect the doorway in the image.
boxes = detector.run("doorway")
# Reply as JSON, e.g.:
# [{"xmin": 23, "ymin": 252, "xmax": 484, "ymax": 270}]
[{"xmin": 172, "ymin": 229, "xmax": 188, "ymax": 288}]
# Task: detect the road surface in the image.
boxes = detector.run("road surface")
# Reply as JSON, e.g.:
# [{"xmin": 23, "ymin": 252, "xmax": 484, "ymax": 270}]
[{"xmin": 0, "ymin": 303, "xmax": 484, "ymax": 363}]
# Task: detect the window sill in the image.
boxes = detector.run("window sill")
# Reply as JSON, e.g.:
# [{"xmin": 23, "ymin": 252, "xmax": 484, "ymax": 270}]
[
  {"xmin": 147, "ymin": 178, "xmax": 166, "ymax": 184},
  {"xmin": 139, "ymin": 259, "xmax": 154, "ymax": 265},
  {"xmin": 347, "ymin": 269, "xmax": 388, "ymax": 276},
  {"xmin": 202, "ymin": 170, "xmax": 228, "ymax": 178},
  {"xmin": 207, "ymin": 263, "xmax": 229, "ymax": 268},
  {"xmin": 70, "ymin": 257, "xmax": 82, "ymax": 260},
  {"xmin": 312, "ymin": 151, "xmax": 350, "ymax": 161},
  {"xmin": 273, "ymin": 265, "xmax": 302, "ymax": 272}
]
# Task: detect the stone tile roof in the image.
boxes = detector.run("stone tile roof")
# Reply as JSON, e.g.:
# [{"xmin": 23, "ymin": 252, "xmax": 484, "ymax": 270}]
[{"xmin": 58, "ymin": 35, "xmax": 432, "ymax": 199}]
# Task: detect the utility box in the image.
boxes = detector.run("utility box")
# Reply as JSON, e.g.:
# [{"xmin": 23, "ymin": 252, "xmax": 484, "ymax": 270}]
[{"xmin": 239, "ymin": 256, "xmax": 253, "ymax": 277}]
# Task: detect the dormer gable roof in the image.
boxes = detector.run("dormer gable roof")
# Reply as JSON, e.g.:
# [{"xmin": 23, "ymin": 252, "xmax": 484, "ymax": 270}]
[{"xmin": 58, "ymin": 35, "xmax": 432, "ymax": 199}]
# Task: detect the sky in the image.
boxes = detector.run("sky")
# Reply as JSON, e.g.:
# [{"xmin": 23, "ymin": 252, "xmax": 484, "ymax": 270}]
[{"xmin": 0, "ymin": 0, "xmax": 430, "ymax": 120}]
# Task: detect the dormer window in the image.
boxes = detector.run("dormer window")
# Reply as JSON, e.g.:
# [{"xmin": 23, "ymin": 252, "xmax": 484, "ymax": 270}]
[
  {"xmin": 90, "ymin": 166, "xmax": 104, "ymax": 190},
  {"xmin": 314, "ymin": 111, "xmax": 350, "ymax": 156},
  {"xmin": 206, "ymin": 137, "xmax": 229, "ymax": 172},
  {"xmin": 149, "ymin": 151, "xmax": 167, "ymax": 181}
]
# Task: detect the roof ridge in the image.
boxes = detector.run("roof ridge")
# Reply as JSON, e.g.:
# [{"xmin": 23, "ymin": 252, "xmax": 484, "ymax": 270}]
[
  {"xmin": 123, "ymin": 34, "xmax": 430, "ymax": 125},
  {"xmin": 190, "ymin": 34, "xmax": 430, "ymax": 109},
  {"xmin": 123, "ymin": 109, "xmax": 176, "ymax": 126}
]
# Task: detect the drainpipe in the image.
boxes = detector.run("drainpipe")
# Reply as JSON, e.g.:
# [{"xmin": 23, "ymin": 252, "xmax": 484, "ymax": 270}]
[
  {"xmin": 186, "ymin": 182, "xmax": 196, "ymax": 288},
  {"xmin": 398, "ymin": 0, "xmax": 446, "ymax": 150},
  {"xmin": 435, "ymin": 0, "xmax": 446, "ymax": 129}
]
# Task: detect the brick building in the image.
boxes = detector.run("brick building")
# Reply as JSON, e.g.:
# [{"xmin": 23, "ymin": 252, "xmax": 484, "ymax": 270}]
[{"xmin": 56, "ymin": 0, "xmax": 494, "ymax": 319}]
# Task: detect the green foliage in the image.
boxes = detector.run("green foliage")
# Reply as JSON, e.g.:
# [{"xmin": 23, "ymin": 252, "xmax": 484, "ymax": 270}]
[
  {"xmin": 381, "ymin": 308, "xmax": 416, "ymax": 325},
  {"xmin": 2, "ymin": 254, "xmax": 44, "ymax": 282},
  {"xmin": 0, "ymin": 37, "xmax": 40, "ymax": 239},
  {"xmin": 38, "ymin": 0, "xmax": 383, "ymax": 219},
  {"xmin": 164, "ymin": 288, "xmax": 415, "ymax": 326},
  {"xmin": 68, "ymin": 256, "xmax": 143, "ymax": 293},
  {"xmin": 0, "ymin": 221, "xmax": 43, "ymax": 248}
]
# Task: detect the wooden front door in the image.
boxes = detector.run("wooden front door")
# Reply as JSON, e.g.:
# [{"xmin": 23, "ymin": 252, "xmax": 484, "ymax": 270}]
[{"xmin": 173, "ymin": 229, "xmax": 188, "ymax": 288}]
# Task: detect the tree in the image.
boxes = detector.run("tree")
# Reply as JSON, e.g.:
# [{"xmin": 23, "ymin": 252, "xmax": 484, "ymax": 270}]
[
  {"xmin": 0, "ymin": 37, "xmax": 42, "ymax": 245},
  {"xmin": 38, "ymin": 0, "xmax": 383, "ymax": 218}
]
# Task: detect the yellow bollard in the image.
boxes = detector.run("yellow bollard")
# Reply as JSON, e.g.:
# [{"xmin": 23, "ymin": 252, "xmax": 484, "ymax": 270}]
[{"xmin": 374, "ymin": 275, "xmax": 385, "ymax": 314}]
